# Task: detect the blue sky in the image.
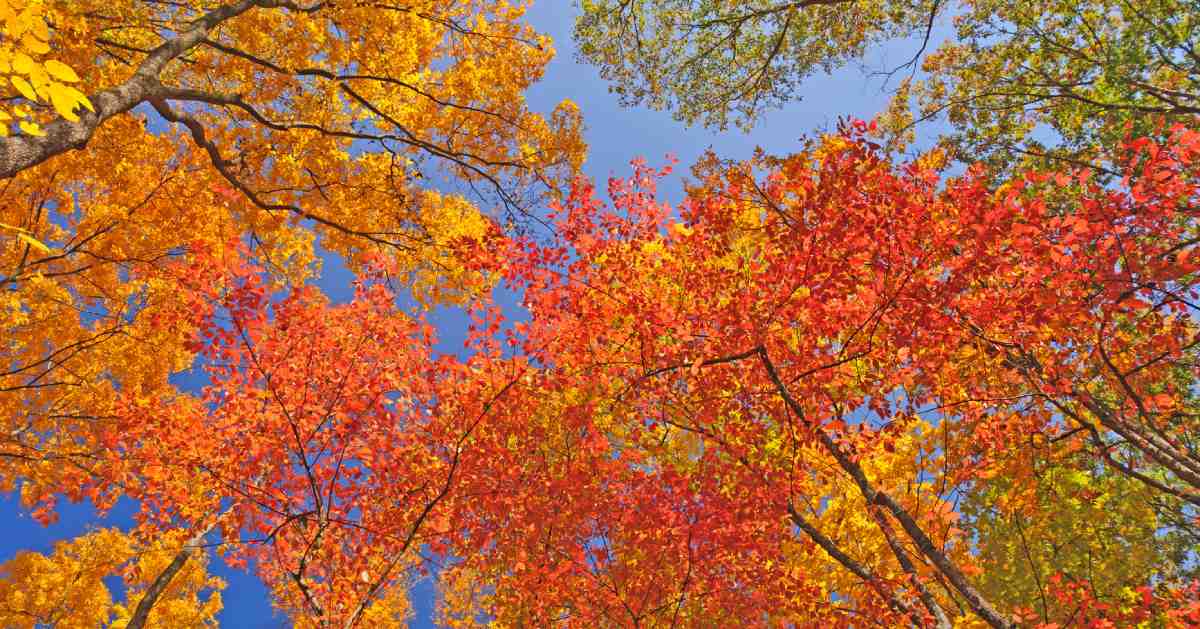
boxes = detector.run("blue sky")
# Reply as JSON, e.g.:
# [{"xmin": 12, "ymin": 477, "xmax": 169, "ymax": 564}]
[
  {"xmin": 523, "ymin": 3, "xmax": 944, "ymax": 205},
  {"xmin": 0, "ymin": 3, "xmax": 950, "ymax": 627}
]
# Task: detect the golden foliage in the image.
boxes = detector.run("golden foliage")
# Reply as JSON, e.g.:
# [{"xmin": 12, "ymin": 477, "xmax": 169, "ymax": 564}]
[{"xmin": 0, "ymin": 528, "xmax": 222, "ymax": 628}]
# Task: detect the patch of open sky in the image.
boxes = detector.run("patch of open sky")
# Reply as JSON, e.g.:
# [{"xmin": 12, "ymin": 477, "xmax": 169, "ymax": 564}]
[{"xmin": 523, "ymin": 3, "xmax": 957, "ymax": 210}]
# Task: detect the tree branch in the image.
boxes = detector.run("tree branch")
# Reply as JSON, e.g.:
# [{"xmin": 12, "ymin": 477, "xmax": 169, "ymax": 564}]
[
  {"xmin": 758, "ymin": 347, "xmax": 1014, "ymax": 628},
  {"xmin": 0, "ymin": 0, "xmax": 264, "ymax": 178}
]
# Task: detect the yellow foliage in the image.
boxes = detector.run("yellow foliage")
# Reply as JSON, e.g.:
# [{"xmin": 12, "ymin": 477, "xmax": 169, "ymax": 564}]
[
  {"xmin": 0, "ymin": 0, "xmax": 92, "ymax": 133},
  {"xmin": 0, "ymin": 528, "xmax": 222, "ymax": 628},
  {"xmin": 390, "ymin": 189, "xmax": 496, "ymax": 307},
  {"xmin": 0, "ymin": 0, "xmax": 585, "ymax": 521}
]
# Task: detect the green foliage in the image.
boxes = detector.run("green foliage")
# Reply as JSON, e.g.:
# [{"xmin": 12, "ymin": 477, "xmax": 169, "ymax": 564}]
[
  {"xmin": 883, "ymin": 0, "xmax": 1200, "ymax": 175},
  {"xmin": 576, "ymin": 0, "xmax": 1200, "ymax": 175},
  {"xmin": 964, "ymin": 458, "xmax": 1196, "ymax": 625},
  {"xmin": 573, "ymin": 0, "xmax": 935, "ymax": 130}
]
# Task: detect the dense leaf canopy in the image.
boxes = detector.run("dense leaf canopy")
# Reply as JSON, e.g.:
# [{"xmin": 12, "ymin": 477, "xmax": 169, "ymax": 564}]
[{"xmin": 0, "ymin": 0, "xmax": 1196, "ymax": 627}]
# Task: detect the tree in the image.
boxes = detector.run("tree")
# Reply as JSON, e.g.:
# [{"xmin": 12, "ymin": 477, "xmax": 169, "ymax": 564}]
[
  {"xmin": 881, "ymin": 0, "xmax": 1200, "ymax": 176},
  {"xmin": 426, "ymin": 124, "xmax": 1199, "ymax": 626},
  {"xmin": 574, "ymin": 0, "xmax": 1200, "ymax": 176},
  {"xmin": 0, "ymin": 0, "xmax": 92, "ymax": 138},
  {"xmin": 81, "ymin": 248, "xmax": 527, "ymax": 626},
  {"xmin": 0, "ymin": 0, "xmax": 584, "ymax": 509},
  {"xmin": 964, "ymin": 460, "xmax": 1194, "ymax": 626},
  {"xmin": 0, "ymin": 0, "xmax": 582, "ymax": 624},
  {"xmin": 573, "ymin": 0, "xmax": 937, "ymax": 130},
  {"xmin": 102, "ymin": 123, "xmax": 1191, "ymax": 627},
  {"xmin": 0, "ymin": 527, "xmax": 223, "ymax": 628},
  {"xmin": 3, "ymin": 1, "xmax": 1199, "ymax": 626}
]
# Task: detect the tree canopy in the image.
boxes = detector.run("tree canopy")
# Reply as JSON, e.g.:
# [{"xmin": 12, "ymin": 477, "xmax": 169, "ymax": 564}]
[
  {"xmin": 575, "ymin": 0, "xmax": 1200, "ymax": 174},
  {"xmin": 0, "ymin": 0, "xmax": 1197, "ymax": 627},
  {"xmin": 880, "ymin": 0, "xmax": 1200, "ymax": 176},
  {"xmin": 573, "ymin": 0, "xmax": 936, "ymax": 131}
]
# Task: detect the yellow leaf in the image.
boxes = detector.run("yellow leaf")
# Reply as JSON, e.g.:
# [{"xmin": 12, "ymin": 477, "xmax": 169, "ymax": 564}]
[
  {"xmin": 10, "ymin": 51, "xmax": 33, "ymax": 74},
  {"xmin": 17, "ymin": 119, "xmax": 43, "ymax": 136},
  {"xmin": 30, "ymin": 13, "xmax": 50, "ymax": 42},
  {"xmin": 5, "ymin": 14, "xmax": 27, "ymax": 38},
  {"xmin": 669, "ymin": 221, "xmax": 694, "ymax": 237},
  {"xmin": 21, "ymin": 31, "xmax": 49, "ymax": 55},
  {"xmin": 47, "ymin": 83, "xmax": 87, "ymax": 121},
  {"xmin": 10, "ymin": 75, "xmax": 37, "ymax": 101},
  {"xmin": 27, "ymin": 63, "xmax": 49, "ymax": 89},
  {"xmin": 43, "ymin": 60, "xmax": 80, "ymax": 83},
  {"xmin": 16, "ymin": 232, "xmax": 52, "ymax": 253}
]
